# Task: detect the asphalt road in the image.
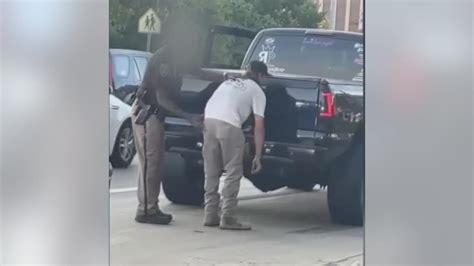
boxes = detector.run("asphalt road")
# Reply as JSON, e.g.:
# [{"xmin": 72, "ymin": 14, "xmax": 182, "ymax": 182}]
[{"xmin": 110, "ymin": 154, "xmax": 363, "ymax": 265}]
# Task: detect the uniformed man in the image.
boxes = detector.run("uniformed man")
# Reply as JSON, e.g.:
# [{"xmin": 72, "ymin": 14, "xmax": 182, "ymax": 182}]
[
  {"xmin": 132, "ymin": 12, "xmax": 217, "ymax": 225},
  {"xmin": 202, "ymin": 61, "xmax": 269, "ymax": 230}
]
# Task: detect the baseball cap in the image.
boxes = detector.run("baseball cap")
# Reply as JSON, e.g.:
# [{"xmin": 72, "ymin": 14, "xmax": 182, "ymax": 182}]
[{"xmin": 247, "ymin": 60, "xmax": 270, "ymax": 76}]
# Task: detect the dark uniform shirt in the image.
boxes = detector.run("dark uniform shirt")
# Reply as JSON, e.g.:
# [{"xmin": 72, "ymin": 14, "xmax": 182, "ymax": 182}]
[{"xmin": 140, "ymin": 46, "xmax": 183, "ymax": 118}]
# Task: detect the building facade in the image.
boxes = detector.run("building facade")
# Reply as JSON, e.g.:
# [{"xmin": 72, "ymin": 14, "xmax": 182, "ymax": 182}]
[{"xmin": 316, "ymin": 0, "xmax": 363, "ymax": 32}]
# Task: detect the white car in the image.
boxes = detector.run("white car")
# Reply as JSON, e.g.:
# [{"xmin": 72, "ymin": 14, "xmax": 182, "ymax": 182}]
[
  {"xmin": 109, "ymin": 49, "xmax": 150, "ymax": 168},
  {"xmin": 109, "ymin": 93, "xmax": 135, "ymax": 168}
]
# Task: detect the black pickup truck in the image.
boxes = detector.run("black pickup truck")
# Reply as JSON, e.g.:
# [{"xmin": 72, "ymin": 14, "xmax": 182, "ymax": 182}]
[{"xmin": 162, "ymin": 27, "xmax": 364, "ymax": 226}]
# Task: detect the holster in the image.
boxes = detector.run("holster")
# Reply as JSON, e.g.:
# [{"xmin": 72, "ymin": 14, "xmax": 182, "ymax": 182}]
[
  {"xmin": 133, "ymin": 104, "xmax": 153, "ymax": 125},
  {"xmin": 133, "ymin": 86, "xmax": 157, "ymax": 125}
]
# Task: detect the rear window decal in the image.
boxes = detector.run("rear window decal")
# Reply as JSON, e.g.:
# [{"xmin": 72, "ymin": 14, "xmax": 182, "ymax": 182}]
[
  {"xmin": 354, "ymin": 43, "xmax": 364, "ymax": 65},
  {"xmin": 352, "ymin": 42, "xmax": 364, "ymax": 81},
  {"xmin": 268, "ymin": 66, "xmax": 286, "ymax": 73},
  {"xmin": 302, "ymin": 37, "xmax": 335, "ymax": 47},
  {"xmin": 259, "ymin": 37, "xmax": 277, "ymax": 65}
]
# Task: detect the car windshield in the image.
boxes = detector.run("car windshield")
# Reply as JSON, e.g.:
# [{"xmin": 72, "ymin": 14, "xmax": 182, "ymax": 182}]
[{"xmin": 248, "ymin": 34, "xmax": 364, "ymax": 81}]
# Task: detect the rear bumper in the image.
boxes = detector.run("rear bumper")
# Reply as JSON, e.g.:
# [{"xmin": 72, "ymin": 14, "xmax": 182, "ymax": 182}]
[{"xmin": 165, "ymin": 133, "xmax": 328, "ymax": 170}]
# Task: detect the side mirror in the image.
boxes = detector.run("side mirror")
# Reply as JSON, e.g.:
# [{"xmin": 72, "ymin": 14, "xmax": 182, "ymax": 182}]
[{"xmin": 109, "ymin": 85, "xmax": 113, "ymax": 95}]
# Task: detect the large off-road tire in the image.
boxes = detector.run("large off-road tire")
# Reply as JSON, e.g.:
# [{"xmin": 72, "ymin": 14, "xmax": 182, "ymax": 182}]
[
  {"xmin": 162, "ymin": 155, "xmax": 205, "ymax": 206},
  {"xmin": 327, "ymin": 141, "xmax": 364, "ymax": 226},
  {"xmin": 110, "ymin": 121, "xmax": 136, "ymax": 168}
]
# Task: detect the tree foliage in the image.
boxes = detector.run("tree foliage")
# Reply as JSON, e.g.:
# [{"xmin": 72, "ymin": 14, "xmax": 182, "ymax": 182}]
[
  {"xmin": 110, "ymin": 0, "xmax": 157, "ymax": 50},
  {"xmin": 215, "ymin": 0, "xmax": 323, "ymax": 29},
  {"xmin": 110, "ymin": 0, "xmax": 324, "ymax": 51}
]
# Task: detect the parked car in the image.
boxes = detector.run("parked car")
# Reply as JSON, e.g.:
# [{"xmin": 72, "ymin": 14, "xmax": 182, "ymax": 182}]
[
  {"xmin": 161, "ymin": 26, "xmax": 364, "ymax": 226},
  {"xmin": 109, "ymin": 49, "xmax": 152, "ymax": 105},
  {"xmin": 109, "ymin": 89, "xmax": 135, "ymax": 168}
]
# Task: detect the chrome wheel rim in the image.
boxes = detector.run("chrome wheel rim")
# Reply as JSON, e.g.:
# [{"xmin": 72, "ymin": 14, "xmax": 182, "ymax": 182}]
[{"xmin": 119, "ymin": 127, "xmax": 134, "ymax": 161}]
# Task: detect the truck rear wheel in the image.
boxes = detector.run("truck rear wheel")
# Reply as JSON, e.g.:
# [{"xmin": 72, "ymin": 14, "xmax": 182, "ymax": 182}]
[
  {"xmin": 327, "ymin": 142, "xmax": 364, "ymax": 226},
  {"xmin": 162, "ymin": 155, "xmax": 204, "ymax": 206}
]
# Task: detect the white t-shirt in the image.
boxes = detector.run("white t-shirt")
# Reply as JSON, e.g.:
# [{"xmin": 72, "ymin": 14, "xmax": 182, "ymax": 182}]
[{"xmin": 204, "ymin": 78, "xmax": 266, "ymax": 128}]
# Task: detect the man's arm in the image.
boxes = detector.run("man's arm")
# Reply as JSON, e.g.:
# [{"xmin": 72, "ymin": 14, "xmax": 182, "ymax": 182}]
[
  {"xmin": 154, "ymin": 87, "xmax": 189, "ymax": 119},
  {"xmin": 250, "ymin": 84, "xmax": 266, "ymax": 174},
  {"xmin": 191, "ymin": 68, "xmax": 228, "ymax": 82},
  {"xmin": 253, "ymin": 115, "xmax": 265, "ymax": 159},
  {"xmin": 251, "ymin": 115, "xmax": 265, "ymax": 174},
  {"xmin": 154, "ymin": 87, "xmax": 203, "ymax": 128},
  {"xmin": 145, "ymin": 50, "xmax": 202, "ymax": 128}
]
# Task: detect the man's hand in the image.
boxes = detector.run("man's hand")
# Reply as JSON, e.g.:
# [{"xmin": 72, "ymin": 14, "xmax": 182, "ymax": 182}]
[
  {"xmin": 251, "ymin": 156, "xmax": 262, "ymax": 175},
  {"xmin": 188, "ymin": 114, "xmax": 204, "ymax": 129}
]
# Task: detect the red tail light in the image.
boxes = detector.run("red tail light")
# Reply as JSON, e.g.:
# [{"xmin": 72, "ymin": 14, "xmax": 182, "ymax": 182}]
[{"xmin": 320, "ymin": 92, "xmax": 335, "ymax": 117}]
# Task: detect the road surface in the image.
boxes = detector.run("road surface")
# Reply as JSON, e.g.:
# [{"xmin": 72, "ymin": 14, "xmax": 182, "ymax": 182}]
[{"xmin": 110, "ymin": 155, "xmax": 363, "ymax": 265}]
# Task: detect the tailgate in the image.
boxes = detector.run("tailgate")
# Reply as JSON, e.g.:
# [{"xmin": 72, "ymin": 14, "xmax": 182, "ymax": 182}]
[
  {"xmin": 164, "ymin": 76, "xmax": 330, "ymax": 169},
  {"xmin": 266, "ymin": 78, "xmax": 320, "ymax": 132}
]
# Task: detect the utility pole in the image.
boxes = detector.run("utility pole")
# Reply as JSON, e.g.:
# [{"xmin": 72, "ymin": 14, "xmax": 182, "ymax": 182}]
[
  {"xmin": 156, "ymin": 0, "xmax": 161, "ymax": 17},
  {"xmin": 329, "ymin": 0, "xmax": 338, "ymax": 30}
]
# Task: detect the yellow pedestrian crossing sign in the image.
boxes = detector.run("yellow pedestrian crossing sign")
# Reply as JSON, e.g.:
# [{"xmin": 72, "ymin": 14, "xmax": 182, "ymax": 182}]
[{"xmin": 138, "ymin": 8, "xmax": 160, "ymax": 34}]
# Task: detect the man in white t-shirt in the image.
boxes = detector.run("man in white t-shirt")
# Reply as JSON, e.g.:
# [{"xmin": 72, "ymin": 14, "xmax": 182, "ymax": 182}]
[{"xmin": 203, "ymin": 61, "xmax": 268, "ymax": 230}]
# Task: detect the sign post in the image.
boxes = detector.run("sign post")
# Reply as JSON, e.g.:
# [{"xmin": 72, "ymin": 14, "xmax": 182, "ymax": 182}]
[
  {"xmin": 138, "ymin": 8, "xmax": 161, "ymax": 52},
  {"xmin": 146, "ymin": 34, "xmax": 152, "ymax": 52}
]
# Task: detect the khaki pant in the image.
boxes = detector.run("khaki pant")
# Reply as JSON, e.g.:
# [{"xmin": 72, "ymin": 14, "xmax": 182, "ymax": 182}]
[
  {"xmin": 131, "ymin": 103, "xmax": 165, "ymax": 214},
  {"xmin": 203, "ymin": 118, "xmax": 245, "ymax": 218}
]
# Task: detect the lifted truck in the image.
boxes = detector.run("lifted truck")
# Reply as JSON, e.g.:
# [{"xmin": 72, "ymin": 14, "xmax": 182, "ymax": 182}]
[{"xmin": 162, "ymin": 27, "xmax": 364, "ymax": 226}]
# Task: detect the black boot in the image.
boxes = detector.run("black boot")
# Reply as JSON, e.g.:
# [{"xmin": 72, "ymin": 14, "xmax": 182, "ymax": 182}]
[
  {"xmin": 156, "ymin": 209, "xmax": 173, "ymax": 221},
  {"xmin": 135, "ymin": 209, "xmax": 173, "ymax": 225}
]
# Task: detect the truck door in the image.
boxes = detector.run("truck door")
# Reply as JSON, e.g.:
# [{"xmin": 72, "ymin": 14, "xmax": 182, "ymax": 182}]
[
  {"xmin": 203, "ymin": 25, "xmax": 257, "ymax": 69},
  {"xmin": 181, "ymin": 25, "xmax": 256, "ymax": 94}
]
